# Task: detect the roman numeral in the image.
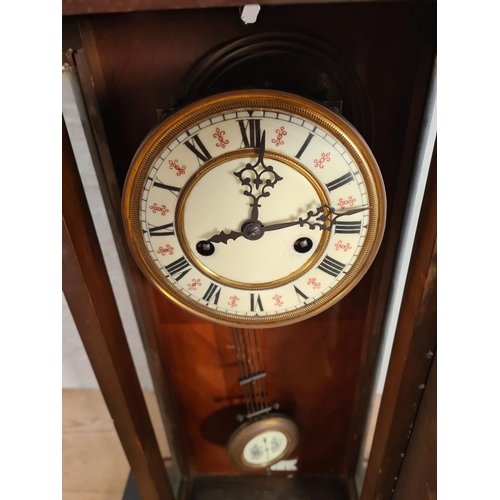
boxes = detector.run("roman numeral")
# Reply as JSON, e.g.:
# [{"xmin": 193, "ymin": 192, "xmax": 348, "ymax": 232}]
[
  {"xmin": 153, "ymin": 180, "xmax": 181, "ymax": 197},
  {"xmin": 318, "ymin": 256, "xmax": 345, "ymax": 278},
  {"xmin": 238, "ymin": 118, "xmax": 261, "ymax": 148},
  {"xmin": 293, "ymin": 285, "xmax": 308, "ymax": 302},
  {"xmin": 148, "ymin": 222, "xmax": 175, "ymax": 237},
  {"xmin": 295, "ymin": 133, "xmax": 314, "ymax": 159},
  {"xmin": 185, "ymin": 135, "xmax": 212, "ymax": 164},
  {"xmin": 164, "ymin": 257, "xmax": 191, "ymax": 281},
  {"xmin": 250, "ymin": 293, "xmax": 264, "ymax": 312},
  {"xmin": 202, "ymin": 283, "xmax": 221, "ymax": 305},
  {"xmin": 335, "ymin": 220, "xmax": 362, "ymax": 234},
  {"xmin": 326, "ymin": 172, "xmax": 354, "ymax": 192}
]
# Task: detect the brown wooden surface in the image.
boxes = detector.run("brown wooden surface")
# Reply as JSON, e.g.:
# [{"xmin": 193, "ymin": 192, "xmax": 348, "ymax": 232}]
[
  {"xmin": 360, "ymin": 146, "xmax": 437, "ymax": 500},
  {"xmin": 63, "ymin": 0, "xmax": 409, "ymax": 17},
  {"xmin": 189, "ymin": 474, "xmax": 349, "ymax": 500},
  {"xmin": 70, "ymin": 46, "xmax": 190, "ymax": 493},
  {"xmin": 343, "ymin": 39, "xmax": 436, "ymax": 483},
  {"xmin": 62, "ymin": 116, "xmax": 175, "ymax": 500},
  {"xmin": 392, "ymin": 354, "xmax": 436, "ymax": 500},
  {"xmin": 73, "ymin": 0, "xmax": 436, "ymax": 483}
]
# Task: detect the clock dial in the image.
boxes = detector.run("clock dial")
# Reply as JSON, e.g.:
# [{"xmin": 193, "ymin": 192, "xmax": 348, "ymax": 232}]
[
  {"xmin": 242, "ymin": 430, "xmax": 288, "ymax": 466},
  {"xmin": 226, "ymin": 413, "xmax": 300, "ymax": 470},
  {"xmin": 123, "ymin": 90, "xmax": 386, "ymax": 328}
]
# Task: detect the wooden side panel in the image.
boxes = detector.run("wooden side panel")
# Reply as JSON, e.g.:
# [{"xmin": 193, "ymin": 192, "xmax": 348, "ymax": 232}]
[
  {"xmin": 62, "ymin": 117, "xmax": 174, "ymax": 500},
  {"xmin": 76, "ymin": 1, "xmax": 436, "ymax": 478},
  {"xmin": 392, "ymin": 354, "xmax": 437, "ymax": 500},
  {"xmin": 360, "ymin": 146, "xmax": 437, "ymax": 500}
]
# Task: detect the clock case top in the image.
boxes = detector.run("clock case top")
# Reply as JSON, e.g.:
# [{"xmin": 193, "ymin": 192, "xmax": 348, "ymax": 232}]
[{"xmin": 66, "ymin": 2, "xmax": 436, "ymax": 498}]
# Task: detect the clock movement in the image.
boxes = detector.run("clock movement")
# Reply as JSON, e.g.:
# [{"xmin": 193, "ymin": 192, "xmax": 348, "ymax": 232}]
[{"xmin": 63, "ymin": 2, "xmax": 436, "ymax": 498}]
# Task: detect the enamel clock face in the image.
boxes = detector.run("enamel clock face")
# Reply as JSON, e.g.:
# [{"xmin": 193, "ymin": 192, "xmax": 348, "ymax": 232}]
[
  {"xmin": 122, "ymin": 90, "xmax": 386, "ymax": 328},
  {"xmin": 243, "ymin": 431, "xmax": 288, "ymax": 465},
  {"xmin": 226, "ymin": 414, "xmax": 300, "ymax": 470}
]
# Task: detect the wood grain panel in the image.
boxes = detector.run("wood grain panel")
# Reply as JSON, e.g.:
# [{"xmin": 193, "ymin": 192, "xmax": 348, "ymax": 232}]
[
  {"xmin": 152, "ymin": 269, "xmax": 380, "ymax": 473},
  {"xmin": 63, "ymin": 0, "xmax": 408, "ymax": 17}
]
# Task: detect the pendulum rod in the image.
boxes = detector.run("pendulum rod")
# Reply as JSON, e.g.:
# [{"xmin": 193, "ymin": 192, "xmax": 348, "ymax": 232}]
[
  {"xmin": 240, "ymin": 328, "xmax": 260, "ymax": 413},
  {"xmin": 231, "ymin": 327, "xmax": 273, "ymax": 420},
  {"xmin": 242, "ymin": 328, "xmax": 256, "ymax": 411},
  {"xmin": 231, "ymin": 327, "xmax": 253, "ymax": 415},
  {"xmin": 253, "ymin": 328, "xmax": 269, "ymax": 410},
  {"xmin": 246, "ymin": 328, "xmax": 265, "ymax": 410}
]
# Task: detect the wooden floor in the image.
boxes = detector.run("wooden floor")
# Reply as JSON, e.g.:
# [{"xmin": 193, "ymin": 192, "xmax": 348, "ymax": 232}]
[{"xmin": 62, "ymin": 389, "xmax": 170, "ymax": 500}]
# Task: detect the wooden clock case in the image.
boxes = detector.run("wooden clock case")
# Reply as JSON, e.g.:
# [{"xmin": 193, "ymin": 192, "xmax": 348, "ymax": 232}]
[{"xmin": 62, "ymin": 2, "xmax": 436, "ymax": 499}]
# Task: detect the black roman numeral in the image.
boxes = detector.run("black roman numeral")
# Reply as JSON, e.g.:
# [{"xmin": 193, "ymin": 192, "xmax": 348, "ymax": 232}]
[
  {"xmin": 250, "ymin": 293, "xmax": 264, "ymax": 312},
  {"xmin": 318, "ymin": 256, "xmax": 345, "ymax": 278},
  {"xmin": 326, "ymin": 172, "xmax": 354, "ymax": 192},
  {"xmin": 295, "ymin": 133, "xmax": 314, "ymax": 159},
  {"xmin": 148, "ymin": 222, "xmax": 175, "ymax": 237},
  {"xmin": 153, "ymin": 180, "xmax": 181, "ymax": 197},
  {"xmin": 293, "ymin": 285, "xmax": 309, "ymax": 302},
  {"xmin": 185, "ymin": 135, "xmax": 212, "ymax": 164},
  {"xmin": 335, "ymin": 221, "xmax": 362, "ymax": 234},
  {"xmin": 238, "ymin": 118, "xmax": 261, "ymax": 148},
  {"xmin": 202, "ymin": 283, "xmax": 221, "ymax": 305},
  {"xmin": 164, "ymin": 257, "xmax": 192, "ymax": 281}
]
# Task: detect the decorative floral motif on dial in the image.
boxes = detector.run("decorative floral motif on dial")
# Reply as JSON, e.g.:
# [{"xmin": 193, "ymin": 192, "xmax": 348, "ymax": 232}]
[
  {"xmin": 157, "ymin": 245, "xmax": 174, "ymax": 256},
  {"xmin": 273, "ymin": 294, "xmax": 284, "ymax": 307},
  {"xmin": 313, "ymin": 152, "xmax": 330, "ymax": 169},
  {"xmin": 149, "ymin": 203, "xmax": 169, "ymax": 216},
  {"xmin": 337, "ymin": 196, "xmax": 356, "ymax": 209},
  {"xmin": 187, "ymin": 279, "xmax": 202, "ymax": 291},
  {"xmin": 307, "ymin": 278, "xmax": 321, "ymax": 289},
  {"xmin": 250, "ymin": 445, "xmax": 263, "ymax": 460},
  {"xmin": 213, "ymin": 127, "xmax": 229, "ymax": 148},
  {"xmin": 168, "ymin": 159, "xmax": 186, "ymax": 176},
  {"xmin": 272, "ymin": 126, "xmax": 287, "ymax": 146},
  {"xmin": 270, "ymin": 437, "xmax": 282, "ymax": 452},
  {"xmin": 228, "ymin": 295, "xmax": 240, "ymax": 308},
  {"xmin": 335, "ymin": 240, "xmax": 352, "ymax": 252}
]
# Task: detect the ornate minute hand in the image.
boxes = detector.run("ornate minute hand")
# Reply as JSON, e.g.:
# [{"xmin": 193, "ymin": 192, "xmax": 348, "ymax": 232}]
[
  {"xmin": 206, "ymin": 205, "xmax": 372, "ymax": 244},
  {"xmin": 262, "ymin": 205, "xmax": 372, "ymax": 232},
  {"xmin": 233, "ymin": 131, "xmax": 283, "ymax": 222}
]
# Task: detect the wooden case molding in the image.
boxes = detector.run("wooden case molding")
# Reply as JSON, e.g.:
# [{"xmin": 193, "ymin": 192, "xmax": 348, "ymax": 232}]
[
  {"xmin": 361, "ymin": 146, "xmax": 437, "ymax": 500},
  {"xmin": 62, "ymin": 2, "xmax": 436, "ymax": 498},
  {"xmin": 62, "ymin": 117, "xmax": 175, "ymax": 500}
]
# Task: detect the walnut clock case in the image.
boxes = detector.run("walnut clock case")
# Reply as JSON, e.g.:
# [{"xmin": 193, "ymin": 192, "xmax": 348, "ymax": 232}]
[{"xmin": 64, "ymin": 2, "xmax": 436, "ymax": 498}]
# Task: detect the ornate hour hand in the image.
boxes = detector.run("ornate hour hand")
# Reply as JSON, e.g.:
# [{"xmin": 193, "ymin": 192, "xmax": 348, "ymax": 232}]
[
  {"xmin": 206, "ymin": 205, "xmax": 372, "ymax": 244},
  {"xmin": 234, "ymin": 131, "xmax": 283, "ymax": 222}
]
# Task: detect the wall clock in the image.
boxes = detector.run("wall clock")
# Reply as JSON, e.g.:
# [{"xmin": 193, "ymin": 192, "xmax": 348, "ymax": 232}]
[
  {"xmin": 122, "ymin": 89, "xmax": 386, "ymax": 329},
  {"xmin": 64, "ymin": 2, "xmax": 436, "ymax": 496}
]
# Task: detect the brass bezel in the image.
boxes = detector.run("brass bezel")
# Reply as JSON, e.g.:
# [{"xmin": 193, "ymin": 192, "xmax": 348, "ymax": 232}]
[
  {"xmin": 122, "ymin": 89, "xmax": 387, "ymax": 329},
  {"xmin": 226, "ymin": 413, "xmax": 300, "ymax": 471},
  {"xmin": 175, "ymin": 149, "xmax": 331, "ymax": 290}
]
